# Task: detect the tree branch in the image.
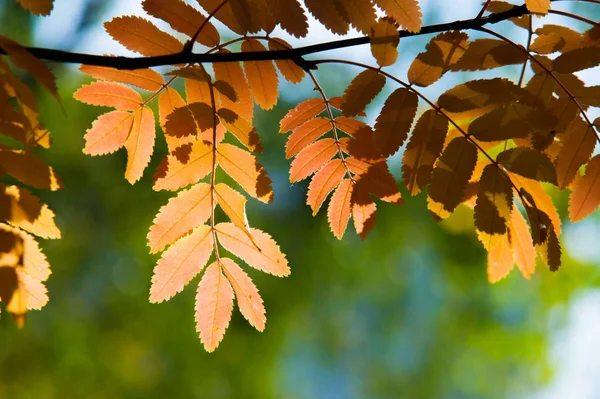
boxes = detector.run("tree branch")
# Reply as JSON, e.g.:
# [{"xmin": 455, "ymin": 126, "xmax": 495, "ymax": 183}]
[{"xmin": 0, "ymin": 4, "xmax": 533, "ymax": 70}]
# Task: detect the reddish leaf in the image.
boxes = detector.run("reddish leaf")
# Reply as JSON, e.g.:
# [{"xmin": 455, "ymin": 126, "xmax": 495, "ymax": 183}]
[{"xmin": 289, "ymin": 139, "xmax": 338, "ymax": 182}]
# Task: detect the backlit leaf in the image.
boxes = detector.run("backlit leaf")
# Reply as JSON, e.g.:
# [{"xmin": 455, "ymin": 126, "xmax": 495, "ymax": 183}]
[
  {"xmin": 104, "ymin": 16, "xmax": 183, "ymax": 56},
  {"xmin": 142, "ymin": 0, "xmax": 220, "ymax": 47},
  {"xmin": 372, "ymin": 0, "xmax": 422, "ymax": 32},
  {"xmin": 450, "ymin": 39, "xmax": 527, "ymax": 71},
  {"xmin": 497, "ymin": 148, "xmax": 557, "ymax": 185},
  {"xmin": 268, "ymin": 39, "xmax": 305, "ymax": 84},
  {"xmin": 83, "ymin": 111, "xmax": 133, "ymax": 155},
  {"xmin": 569, "ymin": 154, "xmax": 600, "ymax": 222},
  {"xmin": 286, "ymin": 117, "xmax": 331, "ymax": 158},
  {"xmin": 509, "ymin": 207, "xmax": 536, "ymax": 279},
  {"xmin": 328, "ymin": 179, "xmax": 354, "ymax": 240},
  {"xmin": 553, "ymin": 47, "xmax": 600, "ymax": 74},
  {"xmin": 474, "ymin": 164, "xmax": 513, "ymax": 250},
  {"xmin": 214, "ymin": 183, "xmax": 249, "ymax": 232},
  {"xmin": 374, "ymin": 88, "xmax": 418, "ymax": 157},
  {"xmin": 370, "ymin": 17, "xmax": 400, "ymax": 67},
  {"xmin": 147, "ymin": 183, "xmax": 213, "ymax": 253},
  {"xmin": 304, "ymin": 0, "xmax": 349, "ymax": 35},
  {"xmin": 0, "ymin": 184, "xmax": 60, "ymax": 239},
  {"xmin": 125, "ymin": 106, "xmax": 155, "ymax": 184},
  {"xmin": 195, "ymin": 262, "xmax": 234, "ymax": 352},
  {"xmin": 487, "ymin": 233, "xmax": 514, "ymax": 283},
  {"xmin": 217, "ymin": 143, "xmax": 273, "ymax": 203},
  {"xmin": 555, "ymin": 117, "xmax": 596, "ymax": 189},
  {"xmin": 289, "ymin": 138, "xmax": 338, "ymax": 182},
  {"xmin": 221, "ymin": 258, "xmax": 266, "ymax": 331},
  {"xmin": 307, "ymin": 159, "xmax": 347, "ymax": 215},
  {"xmin": 280, "ymin": 98, "xmax": 326, "ymax": 133},
  {"xmin": 16, "ymin": 0, "xmax": 54, "ymax": 15},
  {"xmin": 341, "ymin": 69, "xmax": 386, "ymax": 117},
  {"xmin": 408, "ymin": 31, "xmax": 469, "ymax": 87},
  {"xmin": 242, "ymin": 39, "xmax": 279, "ymax": 110},
  {"xmin": 74, "ymin": 82, "xmax": 142, "ymax": 111},
  {"xmin": 215, "ymin": 223, "xmax": 290, "ymax": 277},
  {"xmin": 526, "ymin": 0, "xmax": 550, "ymax": 14},
  {"xmin": 402, "ymin": 110, "xmax": 449, "ymax": 195},
  {"xmin": 150, "ymin": 225, "xmax": 213, "ymax": 302},
  {"xmin": 214, "ymin": 50, "xmax": 254, "ymax": 121},
  {"xmin": 153, "ymin": 140, "xmax": 213, "ymax": 191},
  {"xmin": 79, "ymin": 65, "xmax": 164, "ymax": 92},
  {"xmin": 428, "ymin": 137, "xmax": 478, "ymax": 219}
]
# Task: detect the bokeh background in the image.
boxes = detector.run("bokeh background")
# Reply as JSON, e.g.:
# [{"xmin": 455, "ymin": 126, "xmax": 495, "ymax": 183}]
[{"xmin": 1, "ymin": 1, "xmax": 600, "ymax": 398}]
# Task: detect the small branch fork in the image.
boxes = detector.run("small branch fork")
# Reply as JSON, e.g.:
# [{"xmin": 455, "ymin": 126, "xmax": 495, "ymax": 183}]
[{"xmin": 1, "ymin": 4, "xmax": 539, "ymax": 70}]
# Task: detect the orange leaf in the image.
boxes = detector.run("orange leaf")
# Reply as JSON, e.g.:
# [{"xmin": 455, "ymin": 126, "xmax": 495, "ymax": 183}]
[
  {"xmin": 142, "ymin": 0, "xmax": 220, "ymax": 47},
  {"xmin": 304, "ymin": 0, "xmax": 349, "ymax": 35},
  {"xmin": 372, "ymin": 0, "xmax": 422, "ymax": 32},
  {"xmin": 268, "ymin": 0, "xmax": 308, "ymax": 38},
  {"xmin": 147, "ymin": 183, "xmax": 213, "ymax": 253},
  {"xmin": 186, "ymin": 78, "xmax": 212, "ymax": 105},
  {"xmin": 216, "ymin": 143, "xmax": 273, "ymax": 203},
  {"xmin": 408, "ymin": 31, "xmax": 469, "ymax": 87},
  {"xmin": 497, "ymin": 148, "xmax": 557, "ymax": 185},
  {"xmin": 427, "ymin": 137, "xmax": 478, "ymax": 219},
  {"xmin": 487, "ymin": 233, "xmax": 514, "ymax": 283},
  {"xmin": 164, "ymin": 102, "xmax": 215, "ymax": 138},
  {"xmin": 268, "ymin": 39, "xmax": 305, "ymax": 84},
  {"xmin": 374, "ymin": 88, "xmax": 418, "ymax": 157},
  {"xmin": 0, "ymin": 149, "xmax": 61, "ymax": 191},
  {"xmin": 555, "ymin": 117, "xmax": 596, "ymax": 189},
  {"xmin": 195, "ymin": 261, "xmax": 234, "ymax": 352},
  {"xmin": 159, "ymin": 88, "xmax": 193, "ymax": 152},
  {"xmin": 347, "ymin": 159, "xmax": 403, "ymax": 204},
  {"xmin": 511, "ymin": 174, "xmax": 562, "ymax": 236},
  {"xmin": 215, "ymin": 222, "xmax": 290, "ymax": 277},
  {"xmin": 153, "ymin": 140, "xmax": 213, "ymax": 191},
  {"xmin": 220, "ymin": 114, "xmax": 263, "ymax": 153},
  {"xmin": 352, "ymin": 188, "xmax": 377, "ymax": 239},
  {"xmin": 289, "ymin": 138, "xmax": 338, "ymax": 182},
  {"xmin": 241, "ymin": 39, "xmax": 279, "ymax": 110},
  {"xmin": 474, "ymin": 164, "xmax": 513, "ymax": 250},
  {"xmin": 16, "ymin": 0, "xmax": 54, "ymax": 15},
  {"xmin": 213, "ymin": 50, "xmax": 254, "ymax": 121},
  {"xmin": 104, "ymin": 16, "xmax": 182, "ymax": 56},
  {"xmin": 0, "ymin": 224, "xmax": 51, "ymax": 322},
  {"xmin": 221, "ymin": 257, "xmax": 266, "ymax": 331},
  {"xmin": 328, "ymin": 179, "xmax": 354, "ymax": 240},
  {"xmin": 307, "ymin": 159, "xmax": 347, "ymax": 215},
  {"xmin": 125, "ymin": 106, "xmax": 155, "ymax": 183},
  {"xmin": 344, "ymin": 0, "xmax": 378, "ymax": 34},
  {"xmin": 74, "ymin": 82, "xmax": 142, "ymax": 111},
  {"xmin": 369, "ymin": 17, "xmax": 400, "ymax": 67},
  {"xmin": 509, "ymin": 207, "xmax": 536, "ymax": 280},
  {"xmin": 402, "ymin": 110, "xmax": 449, "ymax": 195},
  {"xmin": 83, "ymin": 110, "xmax": 134, "ymax": 156},
  {"xmin": 0, "ymin": 36, "xmax": 58, "ymax": 101},
  {"xmin": 450, "ymin": 39, "xmax": 527, "ymax": 71},
  {"xmin": 214, "ymin": 183, "xmax": 249, "ymax": 232},
  {"xmin": 526, "ymin": 0, "xmax": 550, "ymax": 14},
  {"xmin": 341, "ymin": 69, "xmax": 386, "ymax": 117},
  {"xmin": 280, "ymin": 98, "xmax": 326, "ymax": 133},
  {"xmin": 0, "ymin": 184, "xmax": 60, "ymax": 239},
  {"xmin": 569, "ymin": 154, "xmax": 600, "ymax": 222},
  {"xmin": 150, "ymin": 225, "xmax": 214, "ymax": 303},
  {"xmin": 79, "ymin": 65, "xmax": 164, "ymax": 92},
  {"xmin": 286, "ymin": 117, "xmax": 332, "ymax": 159}
]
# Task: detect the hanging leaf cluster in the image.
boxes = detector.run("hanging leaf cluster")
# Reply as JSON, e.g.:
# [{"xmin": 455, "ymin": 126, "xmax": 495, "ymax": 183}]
[{"xmin": 2, "ymin": 0, "xmax": 600, "ymax": 351}]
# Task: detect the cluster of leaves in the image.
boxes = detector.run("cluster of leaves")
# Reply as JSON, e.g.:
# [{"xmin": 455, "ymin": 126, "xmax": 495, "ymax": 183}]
[
  {"xmin": 2, "ymin": 0, "xmax": 600, "ymax": 351},
  {"xmin": 0, "ymin": 30, "xmax": 61, "ymax": 325}
]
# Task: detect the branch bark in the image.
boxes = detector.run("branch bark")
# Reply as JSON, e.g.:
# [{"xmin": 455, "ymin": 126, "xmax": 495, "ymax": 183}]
[{"xmin": 1, "ymin": 4, "xmax": 533, "ymax": 70}]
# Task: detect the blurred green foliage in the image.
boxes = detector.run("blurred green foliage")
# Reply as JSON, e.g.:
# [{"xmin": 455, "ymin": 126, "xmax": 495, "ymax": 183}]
[{"xmin": 1, "ymin": 2, "xmax": 600, "ymax": 398}]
